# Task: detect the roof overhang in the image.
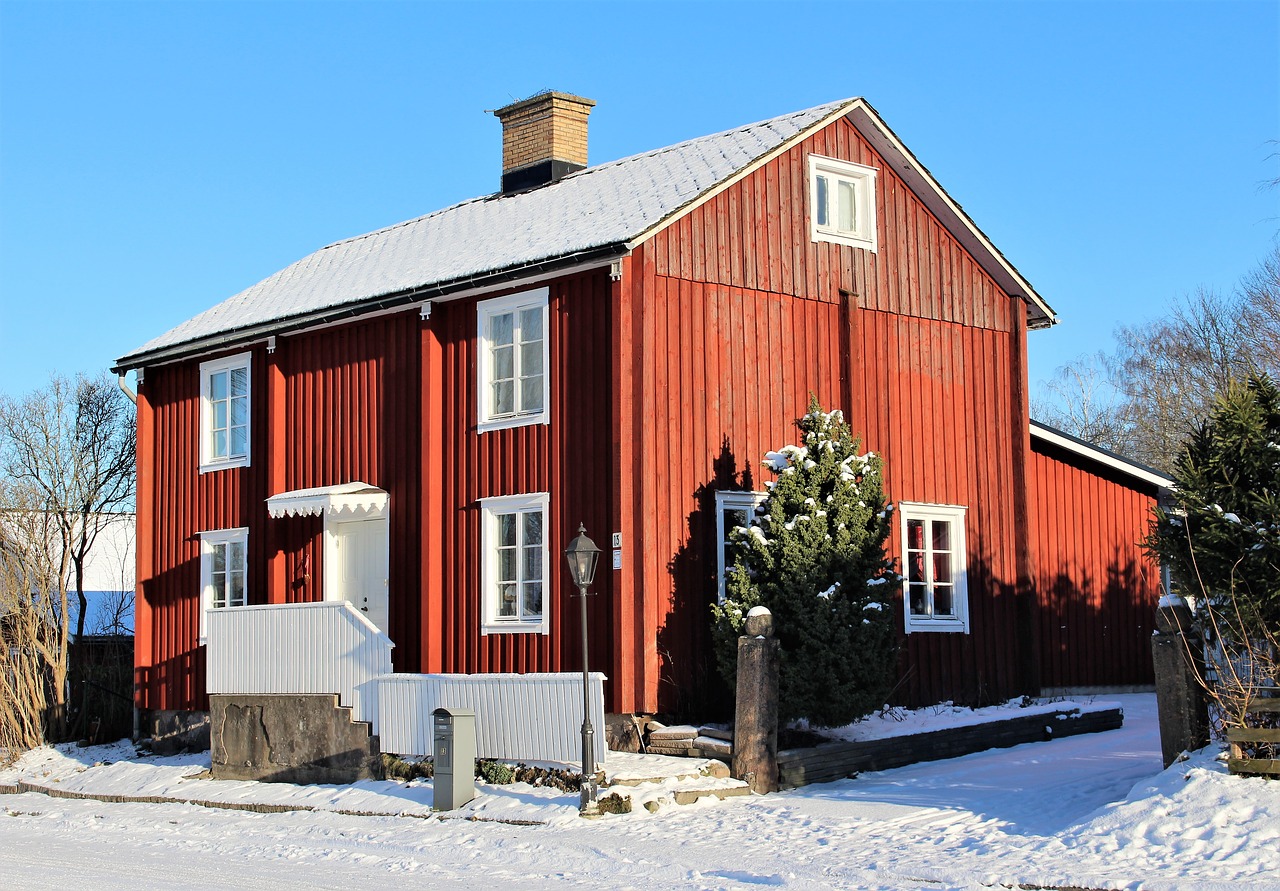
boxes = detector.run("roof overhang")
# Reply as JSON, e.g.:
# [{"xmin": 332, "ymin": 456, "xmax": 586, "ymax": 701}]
[
  {"xmin": 1030, "ymin": 420, "xmax": 1173, "ymax": 490},
  {"xmin": 113, "ymin": 245, "xmax": 627, "ymax": 374},
  {"xmin": 266, "ymin": 482, "xmax": 389, "ymax": 520}
]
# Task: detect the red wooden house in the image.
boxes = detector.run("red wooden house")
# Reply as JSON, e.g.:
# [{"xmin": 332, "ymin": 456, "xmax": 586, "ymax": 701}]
[{"xmin": 114, "ymin": 94, "xmax": 1168, "ymax": 733}]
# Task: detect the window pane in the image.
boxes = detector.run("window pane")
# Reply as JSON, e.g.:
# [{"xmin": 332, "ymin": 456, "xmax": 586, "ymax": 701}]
[
  {"xmin": 815, "ymin": 175, "xmax": 829, "ymax": 227},
  {"xmin": 932, "ymin": 520, "xmax": 950, "ymax": 552},
  {"xmin": 499, "ymin": 549, "xmax": 516, "ymax": 582},
  {"xmin": 523, "ymin": 510, "xmax": 543, "ymax": 545},
  {"xmin": 933, "ymin": 553, "xmax": 951, "ymax": 585},
  {"xmin": 838, "ymin": 180, "xmax": 857, "ymax": 232},
  {"xmin": 212, "ymin": 542, "xmax": 226, "ymax": 574},
  {"xmin": 520, "ymin": 342, "xmax": 543, "ymax": 376},
  {"xmin": 498, "ymin": 513, "xmax": 516, "ymax": 547},
  {"xmin": 519, "ymin": 307, "xmax": 542, "ymax": 342},
  {"xmin": 230, "ymin": 425, "xmax": 248, "ymax": 458},
  {"xmin": 229, "ymin": 540, "xmax": 246, "ymax": 569},
  {"xmin": 489, "ymin": 312, "xmax": 514, "ymax": 345},
  {"xmin": 498, "ymin": 583, "xmax": 517, "ymax": 616},
  {"xmin": 909, "ymin": 582, "xmax": 928, "ymax": 615},
  {"xmin": 493, "ymin": 380, "xmax": 514, "ymax": 415},
  {"xmin": 210, "ymin": 370, "xmax": 227, "ymax": 401},
  {"xmin": 523, "ymin": 582, "xmax": 543, "ymax": 617},
  {"xmin": 211, "ymin": 572, "xmax": 226, "ymax": 609},
  {"xmin": 493, "ymin": 344, "xmax": 514, "ymax": 380},
  {"xmin": 214, "ymin": 401, "xmax": 228, "ymax": 430},
  {"xmin": 908, "ymin": 553, "xmax": 925, "ymax": 584},
  {"xmin": 230, "ymin": 394, "xmax": 247, "ymax": 426},
  {"xmin": 230, "ymin": 366, "xmax": 248, "ymax": 397},
  {"xmin": 521, "ymin": 376, "xmax": 544, "ymax": 412},
  {"xmin": 229, "ymin": 572, "xmax": 245, "ymax": 608},
  {"xmin": 934, "ymin": 584, "xmax": 954, "ymax": 616},
  {"xmin": 907, "ymin": 518, "xmax": 924, "ymax": 550},
  {"xmin": 523, "ymin": 545, "xmax": 542, "ymax": 581}
]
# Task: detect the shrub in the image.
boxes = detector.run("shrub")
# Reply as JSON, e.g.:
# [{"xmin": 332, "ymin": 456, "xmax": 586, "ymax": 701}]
[{"xmin": 711, "ymin": 398, "xmax": 899, "ymax": 727}]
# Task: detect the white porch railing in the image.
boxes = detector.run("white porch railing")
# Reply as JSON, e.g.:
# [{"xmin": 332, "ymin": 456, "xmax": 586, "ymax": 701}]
[
  {"xmin": 376, "ymin": 672, "xmax": 608, "ymax": 764},
  {"xmin": 206, "ymin": 601, "xmax": 394, "ymax": 728}
]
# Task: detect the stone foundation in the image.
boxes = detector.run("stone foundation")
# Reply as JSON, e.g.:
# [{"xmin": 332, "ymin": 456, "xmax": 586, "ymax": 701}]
[
  {"xmin": 210, "ymin": 694, "xmax": 381, "ymax": 784},
  {"xmin": 144, "ymin": 709, "xmax": 211, "ymax": 754}
]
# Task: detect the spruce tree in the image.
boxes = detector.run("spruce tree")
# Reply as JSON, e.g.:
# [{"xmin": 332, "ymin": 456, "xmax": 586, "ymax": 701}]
[
  {"xmin": 711, "ymin": 399, "xmax": 899, "ymax": 727},
  {"xmin": 1148, "ymin": 375, "xmax": 1280, "ymax": 639}
]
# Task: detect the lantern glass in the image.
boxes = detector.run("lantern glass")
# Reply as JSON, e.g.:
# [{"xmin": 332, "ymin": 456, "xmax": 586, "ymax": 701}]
[{"xmin": 564, "ymin": 524, "xmax": 601, "ymax": 588}]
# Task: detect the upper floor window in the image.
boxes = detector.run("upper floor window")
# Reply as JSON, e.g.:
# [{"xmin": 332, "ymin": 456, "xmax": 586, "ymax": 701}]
[
  {"xmin": 479, "ymin": 493, "xmax": 550, "ymax": 634},
  {"xmin": 715, "ymin": 490, "xmax": 766, "ymax": 601},
  {"xmin": 199, "ymin": 527, "xmax": 248, "ymax": 642},
  {"xmin": 809, "ymin": 154, "xmax": 878, "ymax": 253},
  {"xmin": 900, "ymin": 502, "xmax": 968, "ymax": 633},
  {"xmin": 199, "ymin": 352, "xmax": 251, "ymax": 472},
  {"xmin": 477, "ymin": 287, "xmax": 549, "ymax": 432}
]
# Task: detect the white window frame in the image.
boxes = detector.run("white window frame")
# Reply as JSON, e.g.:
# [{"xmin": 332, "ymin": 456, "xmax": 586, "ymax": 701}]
[
  {"xmin": 198, "ymin": 527, "xmax": 248, "ymax": 643},
  {"xmin": 715, "ymin": 490, "xmax": 766, "ymax": 601},
  {"xmin": 479, "ymin": 493, "xmax": 550, "ymax": 635},
  {"xmin": 199, "ymin": 352, "xmax": 252, "ymax": 473},
  {"xmin": 476, "ymin": 287, "xmax": 550, "ymax": 433},
  {"xmin": 808, "ymin": 154, "xmax": 878, "ymax": 253},
  {"xmin": 899, "ymin": 502, "xmax": 969, "ymax": 634}
]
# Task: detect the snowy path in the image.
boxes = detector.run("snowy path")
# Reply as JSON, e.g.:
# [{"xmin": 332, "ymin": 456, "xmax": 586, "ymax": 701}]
[{"xmin": 2, "ymin": 694, "xmax": 1277, "ymax": 890}]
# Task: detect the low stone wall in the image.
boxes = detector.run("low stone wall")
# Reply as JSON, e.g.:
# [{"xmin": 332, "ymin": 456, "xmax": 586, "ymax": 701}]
[
  {"xmin": 145, "ymin": 709, "xmax": 211, "ymax": 755},
  {"xmin": 211, "ymin": 694, "xmax": 381, "ymax": 784},
  {"xmin": 777, "ymin": 707, "xmax": 1123, "ymax": 789}
]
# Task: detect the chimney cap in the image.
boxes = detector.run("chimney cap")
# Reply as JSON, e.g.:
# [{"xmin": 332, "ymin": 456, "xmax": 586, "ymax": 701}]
[{"xmin": 491, "ymin": 90, "xmax": 597, "ymax": 120}]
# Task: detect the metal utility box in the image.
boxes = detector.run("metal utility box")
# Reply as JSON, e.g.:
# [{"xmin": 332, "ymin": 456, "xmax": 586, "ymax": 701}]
[{"xmin": 432, "ymin": 706, "xmax": 476, "ymax": 810}]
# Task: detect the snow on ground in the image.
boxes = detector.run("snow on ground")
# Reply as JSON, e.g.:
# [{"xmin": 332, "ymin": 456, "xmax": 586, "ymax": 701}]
[
  {"xmin": 817, "ymin": 695, "xmax": 1118, "ymax": 742},
  {"xmin": 1, "ymin": 693, "xmax": 1277, "ymax": 890}
]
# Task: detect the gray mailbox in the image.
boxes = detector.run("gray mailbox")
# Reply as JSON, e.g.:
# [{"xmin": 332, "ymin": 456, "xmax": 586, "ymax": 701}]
[{"xmin": 432, "ymin": 706, "xmax": 476, "ymax": 810}]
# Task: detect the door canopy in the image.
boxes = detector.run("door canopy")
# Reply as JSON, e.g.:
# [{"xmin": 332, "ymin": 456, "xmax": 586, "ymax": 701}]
[{"xmin": 266, "ymin": 482, "xmax": 389, "ymax": 521}]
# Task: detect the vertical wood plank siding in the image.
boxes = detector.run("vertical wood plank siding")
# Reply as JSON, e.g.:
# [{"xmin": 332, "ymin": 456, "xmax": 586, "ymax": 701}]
[
  {"xmin": 632, "ymin": 116, "xmax": 1025, "ymax": 710},
  {"xmin": 136, "ymin": 272, "xmax": 615, "ymax": 712},
  {"xmin": 1029, "ymin": 441, "xmax": 1160, "ymax": 689}
]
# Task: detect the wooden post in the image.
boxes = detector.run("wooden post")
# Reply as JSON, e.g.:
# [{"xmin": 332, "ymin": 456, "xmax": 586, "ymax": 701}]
[
  {"xmin": 1151, "ymin": 601, "xmax": 1211, "ymax": 768},
  {"xmin": 733, "ymin": 606, "xmax": 780, "ymax": 794}
]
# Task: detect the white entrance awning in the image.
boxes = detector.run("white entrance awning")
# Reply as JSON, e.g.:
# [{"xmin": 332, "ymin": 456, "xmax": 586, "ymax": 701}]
[{"xmin": 266, "ymin": 482, "xmax": 389, "ymax": 520}]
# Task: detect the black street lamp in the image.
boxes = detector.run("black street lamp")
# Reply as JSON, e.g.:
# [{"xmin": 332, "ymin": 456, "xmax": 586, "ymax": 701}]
[{"xmin": 564, "ymin": 523, "xmax": 601, "ymax": 815}]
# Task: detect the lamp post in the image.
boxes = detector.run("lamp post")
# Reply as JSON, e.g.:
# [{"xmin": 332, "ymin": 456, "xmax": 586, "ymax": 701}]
[{"xmin": 564, "ymin": 523, "xmax": 601, "ymax": 815}]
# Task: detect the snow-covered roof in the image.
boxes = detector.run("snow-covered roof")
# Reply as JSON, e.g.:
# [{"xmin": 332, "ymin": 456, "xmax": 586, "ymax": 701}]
[
  {"xmin": 116, "ymin": 98, "xmax": 1055, "ymax": 370},
  {"xmin": 1030, "ymin": 420, "xmax": 1173, "ymax": 490}
]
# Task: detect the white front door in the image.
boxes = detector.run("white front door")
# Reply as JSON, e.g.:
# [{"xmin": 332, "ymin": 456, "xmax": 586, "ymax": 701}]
[{"xmin": 332, "ymin": 519, "xmax": 390, "ymax": 634}]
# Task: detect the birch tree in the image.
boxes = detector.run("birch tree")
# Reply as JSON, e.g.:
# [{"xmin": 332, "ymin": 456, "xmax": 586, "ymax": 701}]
[{"xmin": 0, "ymin": 372, "xmax": 135, "ymax": 746}]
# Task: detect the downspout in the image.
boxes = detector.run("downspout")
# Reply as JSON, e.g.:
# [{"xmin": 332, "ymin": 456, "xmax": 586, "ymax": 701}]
[{"xmin": 117, "ymin": 373, "xmax": 137, "ymax": 405}]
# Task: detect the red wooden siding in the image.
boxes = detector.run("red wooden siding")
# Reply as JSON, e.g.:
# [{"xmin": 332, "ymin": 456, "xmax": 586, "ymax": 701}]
[
  {"xmin": 625, "ymin": 113, "xmax": 1032, "ymax": 711},
  {"xmin": 1029, "ymin": 440, "xmax": 1160, "ymax": 689},
  {"xmin": 136, "ymin": 271, "xmax": 617, "ymax": 713}
]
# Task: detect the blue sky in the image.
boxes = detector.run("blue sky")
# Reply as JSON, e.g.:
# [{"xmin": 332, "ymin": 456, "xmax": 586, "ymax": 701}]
[{"xmin": 1, "ymin": 1, "xmax": 1276, "ymax": 404}]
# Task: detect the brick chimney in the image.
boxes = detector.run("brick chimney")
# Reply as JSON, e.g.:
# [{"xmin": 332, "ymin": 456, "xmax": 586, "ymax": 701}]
[{"xmin": 492, "ymin": 91, "xmax": 596, "ymax": 194}]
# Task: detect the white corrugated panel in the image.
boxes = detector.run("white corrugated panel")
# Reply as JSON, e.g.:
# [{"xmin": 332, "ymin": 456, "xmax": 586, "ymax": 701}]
[
  {"xmin": 375, "ymin": 672, "xmax": 608, "ymax": 765},
  {"xmin": 206, "ymin": 602, "xmax": 394, "ymax": 727}
]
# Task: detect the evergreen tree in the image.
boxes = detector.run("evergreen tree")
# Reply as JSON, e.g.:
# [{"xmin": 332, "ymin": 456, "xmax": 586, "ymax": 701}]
[
  {"xmin": 1148, "ymin": 376, "xmax": 1280, "ymax": 639},
  {"xmin": 711, "ymin": 399, "xmax": 899, "ymax": 727}
]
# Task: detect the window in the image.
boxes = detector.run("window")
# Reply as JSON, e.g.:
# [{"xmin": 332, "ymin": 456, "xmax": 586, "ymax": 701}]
[
  {"xmin": 199, "ymin": 528, "xmax": 248, "ymax": 641},
  {"xmin": 476, "ymin": 287, "xmax": 550, "ymax": 431},
  {"xmin": 809, "ymin": 154, "xmax": 878, "ymax": 252},
  {"xmin": 199, "ymin": 352, "xmax": 251, "ymax": 472},
  {"xmin": 480, "ymin": 493, "xmax": 549, "ymax": 634},
  {"xmin": 715, "ymin": 490, "xmax": 766, "ymax": 601},
  {"xmin": 900, "ymin": 503, "xmax": 968, "ymax": 633}
]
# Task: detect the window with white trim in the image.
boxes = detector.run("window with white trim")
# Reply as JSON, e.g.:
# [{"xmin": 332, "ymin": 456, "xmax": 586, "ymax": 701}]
[
  {"xmin": 809, "ymin": 154, "xmax": 878, "ymax": 252},
  {"xmin": 199, "ymin": 527, "xmax": 248, "ymax": 642},
  {"xmin": 476, "ymin": 287, "xmax": 549, "ymax": 431},
  {"xmin": 715, "ymin": 490, "xmax": 766, "ymax": 601},
  {"xmin": 199, "ymin": 352, "xmax": 251, "ymax": 472},
  {"xmin": 900, "ymin": 503, "xmax": 968, "ymax": 633},
  {"xmin": 480, "ymin": 493, "xmax": 549, "ymax": 634}
]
